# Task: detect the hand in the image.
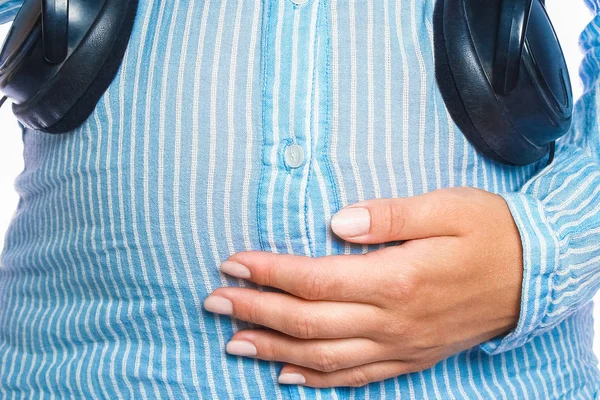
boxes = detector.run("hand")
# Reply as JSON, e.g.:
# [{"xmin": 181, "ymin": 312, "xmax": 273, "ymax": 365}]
[{"xmin": 203, "ymin": 187, "xmax": 524, "ymax": 388}]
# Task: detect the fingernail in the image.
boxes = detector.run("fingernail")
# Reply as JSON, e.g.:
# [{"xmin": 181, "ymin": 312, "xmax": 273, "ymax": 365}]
[
  {"xmin": 278, "ymin": 373, "xmax": 306, "ymax": 385},
  {"xmin": 203, "ymin": 296, "xmax": 233, "ymax": 315},
  {"xmin": 220, "ymin": 261, "xmax": 251, "ymax": 279},
  {"xmin": 331, "ymin": 207, "xmax": 371, "ymax": 237},
  {"xmin": 226, "ymin": 340, "xmax": 257, "ymax": 357}
]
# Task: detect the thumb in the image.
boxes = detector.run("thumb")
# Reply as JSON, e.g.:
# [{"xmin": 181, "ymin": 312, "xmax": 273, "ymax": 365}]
[{"xmin": 330, "ymin": 189, "xmax": 469, "ymax": 244}]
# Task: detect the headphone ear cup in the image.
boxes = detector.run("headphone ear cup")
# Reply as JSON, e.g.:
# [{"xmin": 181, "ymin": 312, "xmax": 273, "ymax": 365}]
[
  {"xmin": 433, "ymin": 0, "xmax": 501, "ymax": 163},
  {"xmin": 434, "ymin": 0, "xmax": 563, "ymax": 166},
  {"xmin": 12, "ymin": 0, "xmax": 139, "ymax": 133}
]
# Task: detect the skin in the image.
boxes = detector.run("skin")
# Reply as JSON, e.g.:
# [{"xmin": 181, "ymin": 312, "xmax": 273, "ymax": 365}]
[{"xmin": 203, "ymin": 187, "xmax": 524, "ymax": 388}]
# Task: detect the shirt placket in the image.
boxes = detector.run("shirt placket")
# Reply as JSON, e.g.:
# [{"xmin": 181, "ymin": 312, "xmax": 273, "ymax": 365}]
[{"xmin": 258, "ymin": 0, "xmax": 321, "ymax": 258}]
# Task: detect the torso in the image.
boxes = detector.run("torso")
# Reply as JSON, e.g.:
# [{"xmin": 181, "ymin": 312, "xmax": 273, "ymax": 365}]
[{"xmin": 0, "ymin": 1, "xmax": 598, "ymax": 398}]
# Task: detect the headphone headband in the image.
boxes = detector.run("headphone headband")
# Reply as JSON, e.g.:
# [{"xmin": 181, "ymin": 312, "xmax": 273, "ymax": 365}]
[
  {"xmin": 41, "ymin": 0, "xmax": 69, "ymax": 64},
  {"xmin": 494, "ymin": 0, "xmax": 532, "ymax": 94}
]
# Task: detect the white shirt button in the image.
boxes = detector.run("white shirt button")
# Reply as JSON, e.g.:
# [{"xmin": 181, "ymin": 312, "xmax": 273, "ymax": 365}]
[
  {"xmin": 291, "ymin": 0, "xmax": 309, "ymax": 5},
  {"xmin": 284, "ymin": 144, "xmax": 305, "ymax": 168}
]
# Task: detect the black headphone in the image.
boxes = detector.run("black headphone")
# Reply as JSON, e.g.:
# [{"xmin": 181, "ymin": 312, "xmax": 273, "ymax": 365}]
[
  {"xmin": 0, "ymin": 0, "xmax": 572, "ymax": 166},
  {"xmin": 0, "ymin": 0, "xmax": 138, "ymax": 134},
  {"xmin": 434, "ymin": 0, "xmax": 572, "ymax": 165}
]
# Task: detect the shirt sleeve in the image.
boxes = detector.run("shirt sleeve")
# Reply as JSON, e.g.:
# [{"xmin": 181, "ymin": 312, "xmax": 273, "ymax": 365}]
[
  {"xmin": 0, "ymin": 0, "xmax": 22, "ymax": 25},
  {"xmin": 479, "ymin": 5, "xmax": 600, "ymax": 355}
]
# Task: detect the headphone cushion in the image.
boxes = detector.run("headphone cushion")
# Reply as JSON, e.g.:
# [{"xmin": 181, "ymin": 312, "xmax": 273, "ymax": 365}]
[
  {"xmin": 434, "ymin": 0, "xmax": 558, "ymax": 166},
  {"xmin": 12, "ymin": 0, "xmax": 139, "ymax": 133},
  {"xmin": 433, "ymin": 0, "xmax": 500, "ymax": 162}
]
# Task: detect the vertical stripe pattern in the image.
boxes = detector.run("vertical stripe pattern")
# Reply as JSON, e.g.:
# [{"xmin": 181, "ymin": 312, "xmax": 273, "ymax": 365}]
[{"xmin": 0, "ymin": 0, "xmax": 600, "ymax": 398}]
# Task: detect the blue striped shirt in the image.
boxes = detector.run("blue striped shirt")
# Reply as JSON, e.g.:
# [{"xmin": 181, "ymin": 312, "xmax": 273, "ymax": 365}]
[{"xmin": 1, "ymin": 0, "xmax": 600, "ymax": 398}]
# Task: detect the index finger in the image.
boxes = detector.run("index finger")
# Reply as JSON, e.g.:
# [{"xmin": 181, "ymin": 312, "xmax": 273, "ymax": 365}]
[{"xmin": 220, "ymin": 251, "xmax": 389, "ymax": 304}]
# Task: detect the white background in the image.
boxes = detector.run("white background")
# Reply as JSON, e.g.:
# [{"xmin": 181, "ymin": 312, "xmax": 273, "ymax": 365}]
[{"xmin": 0, "ymin": 1, "xmax": 598, "ymax": 356}]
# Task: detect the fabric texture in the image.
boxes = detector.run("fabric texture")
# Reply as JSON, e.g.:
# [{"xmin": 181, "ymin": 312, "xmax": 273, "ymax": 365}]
[
  {"xmin": 0, "ymin": 0, "xmax": 19, "ymax": 25},
  {"xmin": 1, "ymin": 0, "xmax": 600, "ymax": 399}
]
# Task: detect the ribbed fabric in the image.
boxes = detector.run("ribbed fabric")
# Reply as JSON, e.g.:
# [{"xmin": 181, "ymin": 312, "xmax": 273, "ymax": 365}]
[{"xmin": 0, "ymin": 0, "xmax": 599, "ymax": 398}]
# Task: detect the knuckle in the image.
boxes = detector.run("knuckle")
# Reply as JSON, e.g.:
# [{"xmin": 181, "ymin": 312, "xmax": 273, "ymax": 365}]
[
  {"xmin": 434, "ymin": 190, "xmax": 472, "ymax": 229},
  {"xmin": 438, "ymin": 188, "xmax": 467, "ymax": 205},
  {"xmin": 298, "ymin": 269, "xmax": 327, "ymax": 300},
  {"xmin": 381, "ymin": 316, "xmax": 410, "ymax": 339},
  {"xmin": 291, "ymin": 310, "xmax": 319, "ymax": 339},
  {"xmin": 348, "ymin": 368, "xmax": 371, "ymax": 388},
  {"xmin": 412, "ymin": 358, "xmax": 438, "ymax": 372},
  {"xmin": 386, "ymin": 201, "xmax": 406, "ymax": 238},
  {"xmin": 313, "ymin": 346, "xmax": 342, "ymax": 373},
  {"xmin": 403, "ymin": 334, "xmax": 444, "ymax": 360},
  {"xmin": 426, "ymin": 199, "xmax": 452, "ymax": 222},
  {"xmin": 263, "ymin": 255, "xmax": 289, "ymax": 286},
  {"xmin": 306, "ymin": 274, "xmax": 324, "ymax": 301},
  {"xmin": 263, "ymin": 339, "xmax": 283, "ymax": 361},
  {"xmin": 421, "ymin": 358, "xmax": 438, "ymax": 371},
  {"xmin": 390, "ymin": 271, "xmax": 419, "ymax": 302},
  {"xmin": 264, "ymin": 262, "xmax": 278, "ymax": 287},
  {"xmin": 245, "ymin": 297, "xmax": 263, "ymax": 324}
]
